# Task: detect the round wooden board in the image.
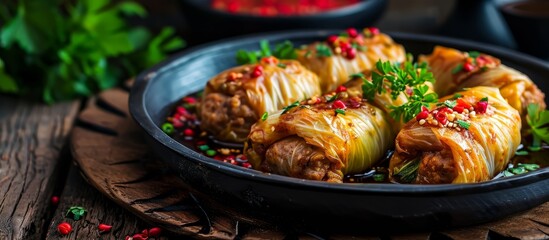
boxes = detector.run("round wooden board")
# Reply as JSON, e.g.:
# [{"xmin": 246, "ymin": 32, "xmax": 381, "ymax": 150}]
[{"xmin": 70, "ymin": 87, "xmax": 549, "ymax": 239}]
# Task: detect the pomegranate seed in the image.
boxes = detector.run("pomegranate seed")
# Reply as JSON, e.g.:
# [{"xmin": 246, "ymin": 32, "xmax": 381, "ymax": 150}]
[
  {"xmin": 336, "ymin": 85, "xmax": 347, "ymax": 93},
  {"xmin": 172, "ymin": 119, "xmax": 183, "ymax": 128},
  {"xmin": 57, "ymin": 222, "xmax": 72, "ymax": 235},
  {"xmin": 476, "ymin": 101, "xmax": 488, "ymax": 113},
  {"xmin": 141, "ymin": 229, "xmax": 149, "ymax": 238},
  {"xmin": 347, "ymin": 28, "xmax": 358, "ymax": 38},
  {"xmin": 368, "ymin": 27, "xmax": 380, "ymax": 35},
  {"xmin": 176, "ymin": 106, "xmax": 187, "ymax": 115},
  {"xmin": 98, "ymin": 224, "xmax": 112, "ymax": 233},
  {"xmin": 332, "ymin": 100, "xmax": 346, "ymax": 109},
  {"xmin": 463, "ymin": 62, "xmax": 475, "ymax": 72},
  {"xmin": 421, "ymin": 106, "xmax": 429, "ymax": 112},
  {"xmin": 183, "ymin": 128, "xmax": 194, "ymax": 136},
  {"xmin": 51, "ymin": 196, "xmax": 59, "ymax": 206},
  {"xmin": 132, "ymin": 234, "xmax": 147, "ymax": 240},
  {"xmin": 184, "ymin": 97, "xmax": 197, "ymax": 104},
  {"xmin": 416, "ymin": 111, "xmax": 429, "ymax": 120},
  {"xmin": 242, "ymin": 162, "xmax": 252, "ymax": 168},
  {"xmin": 148, "ymin": 227, "xmax": 162, "ymax": 237},
  {"xmin": 345, "ymin": 47, "xmax": 356, "ymax": 59},
  {"xmin": 327, "ymin": 35, "xmax": 338, "ymax": 44},
  {"xmin": 251, "ymin": 65, "xmax": 263, "ymax": 78},
  {"xmin": 436, "ymin": 111, "xmax": 448, "ymax": 125}
]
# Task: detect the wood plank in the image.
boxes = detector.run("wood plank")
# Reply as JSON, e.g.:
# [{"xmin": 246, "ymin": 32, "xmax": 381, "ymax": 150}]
[
  {"xmin": 0, "ymin": 96, "xmax": 80, "ymax": 240},
  {"xmin": 45, "ymin": 165, "xmax": 172, "ymax": 239}
]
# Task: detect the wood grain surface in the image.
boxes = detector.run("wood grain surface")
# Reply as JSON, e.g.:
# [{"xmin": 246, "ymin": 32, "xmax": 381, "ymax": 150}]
[
  {"xmin": 0, "ymin": 96, "xmax": 80, "ymax": 239},
  {"xmin": 70, "ymin": 88, "xmax": 549, "ymax": 240}
]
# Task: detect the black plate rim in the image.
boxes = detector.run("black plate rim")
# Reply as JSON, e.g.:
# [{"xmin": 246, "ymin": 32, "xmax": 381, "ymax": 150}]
[{"xmin": 129, "ymin": 29, "xmax": 549, "ymax": 196}]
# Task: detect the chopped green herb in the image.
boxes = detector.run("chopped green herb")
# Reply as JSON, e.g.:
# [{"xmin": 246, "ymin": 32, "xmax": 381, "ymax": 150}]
[
  {"xmin": 509, "ymin": 167, "xmax": 527, "ymax": 174},
  {"xmin": 373, "ymin": 173, "xmax": 386, "ymax": 182},
  {"xmin": 282, "ymin": 101, "xmax": 300, "ymax": 114},
  {"xmin": 66, "ymin": 206, "xmax": 87, "ymax": 220},
  {"xmin": 453, "ymin": 93, "xmax": 463, "ymax": 99},
  {"xmin": 236, "ymin": 50, "xmax": 259, "ymax": 65},
  {"xmin": 480, "ymin": 97, "xmax": 488, "ymax": 102},
  {"xmin": 393, "ymin": 158, "xmax": 420, "ymax": 183},
  {"xmin": 260, "ymin": 40, "xmax": 272, "ymax": 57},
  {"xmin": 305, "ymin": 50, "xmax": 312, "ymax": 58},
  {"xmin": 350, "ymin": 73, "xmax": 365, "ymax": 79},
  {"xmin": 327, "ymin": 93, "xmax": 339, "ymax": 102},
  {"xmin": 456, "ymin": 119, "xmax": 471, "ymax": 130},
  {"xmin": 273, "ymin": 40, "xmax": 297, "ymax": 59},
  {"xmin": 277, "ymin": 63, "xmax": 287, "ymax": 69},
  {"xmin": 503, "ymin": 170, "xmax": 514, "ymax": 177},
  {"xmin": 451, "ymin": 64, "xmax": 463, "ymax": 74},
  {"xmin": 335, "ymin": 109, "xmax": 346, "ymax": 115},
  {"xmin": 468, "ymin": 51, "xmax": 480, "ymax": 58},
  {"xmin": 261, "ymin": 112, "xmax": 268, "ymax": 121},
  {"xmin": 206, "ymin": 149, "xmax": 217, "ymax": 157},
  {"xmin": 236, "ymin": 40, "xmax": 297, "ymax": 65},
  {"xmin": 518, "ymin": 163, "xmax": 540, "ymax": 171},
  {"xmin": 444, "ymin": 100, "xmax": 457, "ymax": 108},
  {"xmin": 515, "ymin": 150, "xmax": 529, "ymax": 156},
  {"xmin": 162, "ymin": 123, "xmax": 175, "ymax": 135},
  {"xmin": 198, "ymin": 145, "xmax": 210, "ymax": 151},
  {"xmin": 316, "ymin": 44, "xmax": 332, "ymax": 57}
]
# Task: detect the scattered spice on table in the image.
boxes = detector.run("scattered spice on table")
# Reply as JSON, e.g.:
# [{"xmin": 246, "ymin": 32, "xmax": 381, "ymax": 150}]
[{"xmin": 57, "ymin": 222, "xmax": 72, "ymax": 235}]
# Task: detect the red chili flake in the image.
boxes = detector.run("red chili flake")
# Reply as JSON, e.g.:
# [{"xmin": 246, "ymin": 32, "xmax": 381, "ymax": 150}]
[
  {"xmin": 345, "ymin": 47, "xmax": 356, "ymax": 59},
  {"xmin": 251, "ymin": 65, "xmax": 263, "ymax": 78},
  {"xmin": 51, "ymin": 196, "xmax": 59, "ymax": 206},
  {"xmin": 57, "ymin": 222, "xmax": 72, "ymax": 235},
  {"xmin": 172, "ymin": 119, "xmax": 184, "ymax": 128},
  {"xmin": 416, "ymin": 110, "xmax": 429, "ymax": 121},
  {"xmin": 436, "ymin": 111, "xmax": 448, "ymax": 125},
  {"xmin": 335, "ymin": 85, "xmax": 347, "ymax": 93},
  {"xmin": 476, "ymin": 101, "xmax": 488, "ymax": 113},
  {"xmin": 183, "ymin": 128, "xmax": 194, "ymax": 136},
  {"xmin": 148, "ymin": 227, "xmax": 162, "ymax": 237},
  {"xmin": 332, "ymin": 100, "xmax": 346, "ymax": 109},
  {"xmin": 184, "ymin": 97, "xmax": 197, "ymax": 104},
  {"xmin": 131, "ymin": 233, "xmax": 147, "ymax": 240},
  {"xmin": 438, "ymin": 107, "xmax": 453, "ymax": 114},
  {"xmin": 367, "ymin": 27, "xmax": 380, "ymax": 36},
  {"xmin": 261, "ymin": 56, "xmax": 278, "ymax": 64},
  {"xmin": 453, "ymin": 105, "xmax": 465, "ymax": 113},
  {"xmin": 347, "ymin": 28, "xmax": 358, "ymax": 38},
  {"xmin": 339, "ymin": 41, "xmax": 351, "ymax": 51},
  {"xmin": 327, "ymin": 35, "xmax": 338, "ymax": 45},
  {"xmin": 98, "ymin": 224, "xmax": 112, "ymax": 233},
  {"xmin": 242, "ymin": 162, "xmax": 252, "ymax": 168},
  {"xmin": 463, "ymin": 62, "xmax": 475, "ymax": 72}
]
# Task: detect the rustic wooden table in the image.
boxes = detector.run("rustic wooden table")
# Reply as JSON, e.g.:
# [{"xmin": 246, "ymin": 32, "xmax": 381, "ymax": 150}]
[{"xmin": 1, "ymin": 89, "xmax": 549, "ymax": 240}]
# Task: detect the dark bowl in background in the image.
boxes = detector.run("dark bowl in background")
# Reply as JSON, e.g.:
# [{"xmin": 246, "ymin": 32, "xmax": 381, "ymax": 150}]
[
  {"xmin": 178, "ymin": 0, "xmax": 387, "ymax": 44},
  {"xmin": 129, "ymin": 30, "xmax": 549, "ymax": 233},
  {"xmin": 500, "ymin": 0, "xmax": 549, "ymax": 60}
]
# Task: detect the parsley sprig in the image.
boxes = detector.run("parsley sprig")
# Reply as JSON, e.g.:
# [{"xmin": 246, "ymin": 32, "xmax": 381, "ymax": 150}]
[
  {"xmin": 357, "ymin": 60, "xmax": 438, "ymax": 122},
  {"xmin": 236, "ymin": 40, "xmax": 297, "ymax": 65},
  {"xmin": 526, "ymin": 103, "xmax": 549, "ymax": 151}
]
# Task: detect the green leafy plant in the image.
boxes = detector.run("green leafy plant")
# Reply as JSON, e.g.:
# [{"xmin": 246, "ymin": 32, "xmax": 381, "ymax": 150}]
[
  {"xmin": 0, "ymin": 0, "xmax": 185, "ymax": 103},
  {"xmin": 66, "ymin": 206, "xmax": 87, "ymax": 220},
  {"xmin": 235, "ymin": 40, "xmax": 297, "ymax": 65},
  {"xmin": 526, "ymin": 103, "xmax": 549, "ymax": 151}
]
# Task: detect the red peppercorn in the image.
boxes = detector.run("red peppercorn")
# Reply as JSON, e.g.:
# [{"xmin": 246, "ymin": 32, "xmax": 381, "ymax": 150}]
[
  {"xmin": 251, "ymin": 65, "xmax": 263, "ymax": 78},
  {"xmin": 332, "ymin": 100, "xmax": 346, "ymax": 109},
  {"xmin": 148, "ymin": 227, "xmax": 162, "ymax": 237},
  {"xmin": 335, "ymin": 85, "xmax": 347, "ymax": 93},
  {"xmin": 345, "ymin": 47, "xmax": 356, "ymax": 59},
  {"xmin": 57, "ymin": 222, "xmax": 72, "ymax": 235},
  {"xmin": 435, "ymin": 111, "xmax": 448, "ymax": 125},
  {"xmin": 347, "ymin": 28, "xmax": 358, "ymax": 38},
  {"xmin": 416, "ymin": 110, "xmax": 429, "ymax": 121},
  {"xmin": 463, "ymin": 62, "xmax": 475, "ymax": 72},
  {"xmin": 51, "ymin": 196, "xmax": 59, "ymax": 206},
  {"xmin": 327, "ymin": 35, "xmax": 338, "ymax": 45},
  {"xmin": 368, "ymin": 27, "xmax": 380, "ymax": 36},
  {"xmin": 183, "ymin": 128, "xmax": 194, "ymax": 136},
  {"xmin": 476, "ymin": 101, "xmax": 488, "ymax": 113},
  {"xmin": 98, "ymin": 224, "xmax": 112, "ymax": 233}
]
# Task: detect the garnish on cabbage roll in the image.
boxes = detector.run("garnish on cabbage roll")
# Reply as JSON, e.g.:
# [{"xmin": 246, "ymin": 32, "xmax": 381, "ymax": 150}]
[
  {"xmin": 296, "ymin": 28, "xmax": 406, "ymax": 92},
  {"xmin": 245, "ymin": 88, "xmax": 394, "ymax": 182},
  {"xmin": 389, "ymin": 87, "xmax": 521, "ymax": 184},
  {"xmin": 420, "ymin": 46, "xmax": 546, "ymax": 118},
  {"xmin": 199, "ymin": 56, "xmax": 322, "ymax": 142}
]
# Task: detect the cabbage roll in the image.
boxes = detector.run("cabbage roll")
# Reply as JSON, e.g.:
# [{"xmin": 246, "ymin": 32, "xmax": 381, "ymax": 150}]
[
  {"xmin": 389, "ymin": 87, "xmax": 521, "ymax": 184},
  {"xmin": 199, "ymin": 57, "xmax": 322, "ymax": 142},
  {"xmin": 420, "ymin": 46, "xmax": 545, "ymax": 117},
  {"xmin": 245, "ymin": 89, "xmax": 394, "ymax": 182},
  {"xmin": 296, "ymin": 28, "xmax": 406, "ymax": 92}
]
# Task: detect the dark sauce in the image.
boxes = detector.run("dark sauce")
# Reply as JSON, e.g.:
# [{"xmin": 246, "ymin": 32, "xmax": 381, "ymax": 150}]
[{"xmin": 163, "ymin": 93, "xmax": 548, "ymax": 184}]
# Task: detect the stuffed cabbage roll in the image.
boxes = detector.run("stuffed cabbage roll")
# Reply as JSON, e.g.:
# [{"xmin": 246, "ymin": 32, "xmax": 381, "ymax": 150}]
[
  {"xmin": 389, "ymin": 87, "xmax": 521, "ymax": 184},
  {"xmin": 296, "ymin": 28, "xmax": 406, "ymax": 92},
  {"xmin": 420, "ymin": 46, "xmax": 545, "ymax": 117},
  {"xmin": 245, "ymin": 89, "xmax": 394, "ymax": 182},
  {"xmin": 199, "ymin": 57, "xmax": 322, "ymax": 142}
]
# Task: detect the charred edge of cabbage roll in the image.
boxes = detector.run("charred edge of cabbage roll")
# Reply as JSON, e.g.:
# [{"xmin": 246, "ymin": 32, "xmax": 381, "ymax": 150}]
[{"xmin": 199, "ymin": 57, "xmax": 322, "ymax": 143}]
